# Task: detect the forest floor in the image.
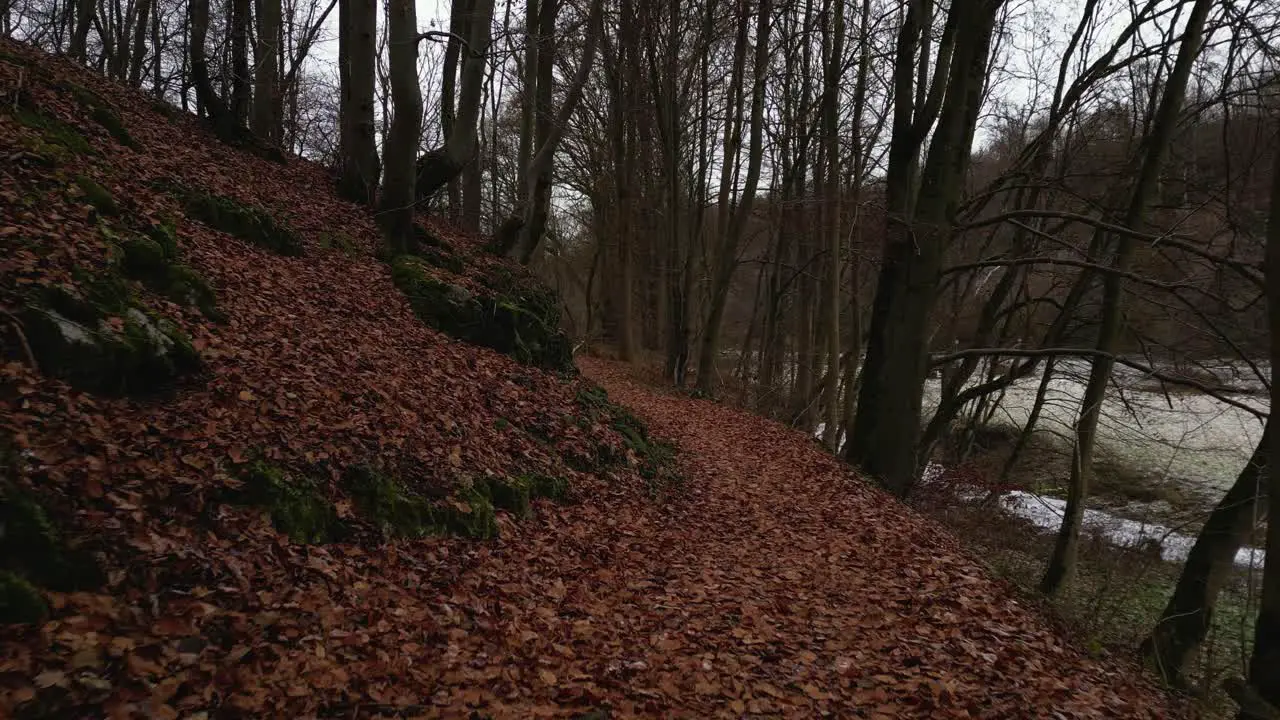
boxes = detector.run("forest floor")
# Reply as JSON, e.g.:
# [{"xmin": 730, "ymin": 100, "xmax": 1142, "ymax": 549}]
[{"xmin": 0, "ymin": 38, "xmax": 1187, "ymax": 718}]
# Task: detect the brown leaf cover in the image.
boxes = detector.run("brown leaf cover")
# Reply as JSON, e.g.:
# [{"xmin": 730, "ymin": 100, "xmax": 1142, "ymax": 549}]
[{"xmin": 0, "ymin": 39, "xmax": 1180, "ymax": 718}]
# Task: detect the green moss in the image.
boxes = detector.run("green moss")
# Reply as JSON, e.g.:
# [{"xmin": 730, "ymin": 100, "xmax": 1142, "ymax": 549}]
[
  {"xmin": 575, "ymin": 385, "xmax": 679, "ymax": 489},
  {"xmin": 182, "ymin": 191, "xmax": 303, "ymax": 256},
  {"xmin": 240, "ymin": 462, "xmax": 340, "ymax": 543},
  {"xmin": 89, "ymin": 105, "xmax": 137, "ymax": 149},
  {"xmin": 0, "ymin": 571, "xmax": 47, "ymax": 625},
  {"xmin": 482, "ymin": 477, "xmax": 532, "ymax": 518},
  {"xmin": 527, "ymin": 474, "xmax": 570, "ymax": 502},
  {"xmin": 390, "ymin": 256, "xmax": 572, "ymax": 370},
  {"xmin": 21, "ymin": 291, "xmax": 202, "ymax": 396},
  {"xmin": 0, "ymin": 486, "xmax": 104, "ymax": 597},
  {"xmin": 13, "ymin": 107, "xmax": 93, "ymax": 155},
  {"xmin": 342, "ymin": 465, "xmax": 436, "ymax": 539},
  {"xmin": 114, "ymin": 231, "xmax": 220, "ymax": 319},
  {"xmin": 318, "ymin": 232, "xmax": 361, "ymax": 257},
  {"xmin": 438, "ymin": 484, "xmax": 498, "ymax": 539},
  {"xmin": 342, "ymin": 466, "xmax": 501, "ymax": 540},
  {"xmin": 119, "ymin": 235, "xmax": 170, "ymax": 282},
  {"xmin": 73, "ymin": 174, "xmax": 119, "ymax": 216}
]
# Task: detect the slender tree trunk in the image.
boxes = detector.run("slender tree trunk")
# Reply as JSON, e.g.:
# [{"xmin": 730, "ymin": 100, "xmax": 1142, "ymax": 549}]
[
  {"xmin": 820, "ymin": 0, "xmax": 845, "ymax": 449},
  {"xmin": 1142, "ymin": 421, "xmax": 1269, "ymax": 686},
  {"xmin": 251, "ymin": 0, "xmax": 282, "ymax": 143},
  {"xmin": 416, "ymin": 0, "xmax": 494, "ymax": 199},
  {"xmin": 230, "ymin": 0, "xmax": 251, "ymax": 123},
  {"xmin": 1242, "ymin": 114, "xmax": 1280, "ymax": 719},
  {"xmin": 695, "ymin": 0, "xmax": 772, "ymax": 393},
  {"xmin": 506, "ymin": 0, "xmax": 602, "ymax": 264},
  {"xmin": 440, "ymin": 0, "xmax": 470, "ymax": 217},
  {"xmin": 1041, "ymin": 0, "xmax": 1212, "ymax": 596},
  {"xmin": 380, "ymin": 0, "xmax": 421, "ymax": 252},
  {"xmin": 69, "ymin": 0, "xmax": 93, "ymax": 60},
  {"xmin": 189, "ymin": 0, "xmax": 228, "ymax": 125},
  {"xmin": 848, "ymin": 0, "xmax": 1001, "ymax": 494},
  {"xmin": 125, "ymin": 0, "xmax": 151, "ymax": 86},
  {"xmin": 337, "ymin": 0, "xmax": 379, "ymax": 204}
]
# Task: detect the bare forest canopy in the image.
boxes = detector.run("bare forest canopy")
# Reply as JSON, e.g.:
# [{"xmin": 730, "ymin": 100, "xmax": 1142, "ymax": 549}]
[{"xmin": 6, "ymin": 0, "xmax": 1280, "ymax": 715}]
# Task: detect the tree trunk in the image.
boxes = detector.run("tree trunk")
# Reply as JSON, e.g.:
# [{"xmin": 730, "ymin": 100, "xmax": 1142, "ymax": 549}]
[
  {"xmin": 820, "ymin": 0, "xmax": 844, "ymax": 449},
  {"xmin": 1142, "ymin": 420, "xmax": 1269, "ymax": 687},
  {"xmin": 440, "ymin": 0, "xmax": 470, "ymax": 217},
  {"xmin": 694, "ymin": 0, "xmax": 772, "ymax": 393},
  {"xmin": 337, "ymin": 0, "xmax": 379, "ymax": 204},
  {"xmin": 380, "ymin": 0, "xmax": 421, "ymax": 253},
  {"xmin": 505, "ymin": 0, "xmax": 602, "ymax": 264},
  {"xmin": 415, "ymin": 0, "xmax": 494, "ymax": 199},
  {"xmin": 125, "ymin": 0, "xmax": 152, "ymax": 86},
  {"xmin": 230, "ymin": 0, "xmax": 251, "ymax": 124},
  {"xmin": 189, "ymin": 0, "xmax": 228, "ymax": 125},
  {"xmin": 1242, "ymin": 112, "xmax": 1280, "ymax": 720},
  {"xmin": 69, "ymin": 0, "xmax": 93, "ymax": 60},
  {"xmin": 848, "ymin": 0, "xmax": 999, "ymax": 495},
  {"xmin": 251, "ymin": 0, "xmax": 282, "ymax": 143},
  {"xmin": 1040, "ymin": 0, "xmax": 1211, "ymax": 596}
]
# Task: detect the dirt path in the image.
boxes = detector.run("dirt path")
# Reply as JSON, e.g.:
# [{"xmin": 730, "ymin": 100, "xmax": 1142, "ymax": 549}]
[{"xmin": 414, "ymin": 359, "xmax": 1179, "ymax": 718}]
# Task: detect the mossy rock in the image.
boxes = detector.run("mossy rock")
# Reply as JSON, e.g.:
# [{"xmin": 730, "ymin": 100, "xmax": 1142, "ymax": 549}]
[
  {"xmin": 182, "ymin": 191, "xmax": 303, "ymax": 256},
  {"xmin": 115, "ymin": 231, "xmax": 220, "ymax": 319},
  {"xmin": 342, "ymin": 465, "xmax": 436, "ymax": 539},
  {"xmin": 12, "ymin": 106, "xmax": 93, "ymax": 155},
  {"xmin": 575, "ymin": 385, "xmax": 678, "ymax": 486},
  {"xmin": 73, "ymin": 175, "xmax": 119, "ymax": 216},
  {"xmin": 527, "ymin": 474, "xmax": 570, "ymax": 502},
  {"xmin": 437, "ymin": 484, "xmax": 498, "ymax": 539},
  {"xmin": 390, "ymin": 256, "xmax": 572, "ymax": 370},
  {"xmin": 21, "ymin": 286, "xmax": 202, "ymax": 395},
  {"xmin": 481, "ymin": 476, "xmax": 532, "ymax": 518},
  {"xmin": 342, "ymin": 466, "xmax": 499, "ymax": 540},
  {"xmin": 0, "ymin": 571, "xmax": 46, "ymax": 625},
  {"xmin": 0, "ymin": 484, "xmax": 105, "ymax": 608},
  {"xmin": 239, "ymin": 462, "xmax": 340, "ymax": 543},
  {"xmin": 318, "ymin": 232, "xmax": 361, "ymax": 257}
]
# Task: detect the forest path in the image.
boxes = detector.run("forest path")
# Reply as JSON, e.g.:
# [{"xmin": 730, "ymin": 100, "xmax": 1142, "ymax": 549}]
[{"xmin": 514, "ymin": 357, "xmax": 1178, "ymax": 718}]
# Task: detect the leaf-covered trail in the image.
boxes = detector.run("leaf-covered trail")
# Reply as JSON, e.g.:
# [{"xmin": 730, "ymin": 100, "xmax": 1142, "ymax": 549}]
[{"xmin": 528, "ymin": 357, "xmax": 1178, "ymax": 718}]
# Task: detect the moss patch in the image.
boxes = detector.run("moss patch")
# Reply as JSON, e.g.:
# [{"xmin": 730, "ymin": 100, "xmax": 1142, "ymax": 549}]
[
  {"xmin": 24, "ymin": 269, "xmax": 202, "ymax": 396},
  {"xmin": 239, "ymin": 462, "xmax": 340, "ymax": 543},
  {"xmin": 73, "ymin": 174, "xmax": 119, "ymax": 216},
  {"xmin": 575, "ymin": 385, "xmax": 679, "ymax": 489},
  {"xmin": 390, "ymin": 256, "xmax": 572, "ymax": 370},
  {"xmin": 12, "ymin": 106, "xmax": 93, "ymax": 155},
  {"xmin": 0, "ymin": 473, "xmax": 104, "ymax": 624},
  {"xmin": 342, "ymin": 466, "xmax": 499, "ymax": 540},
  {"xmin": 113, "ymin": 224, "xmax": 221, "ymax": 320},
  {"xmin": 0, "ymin": 571, "xmax": 47, "ymax": 625},
  {"xmin": 342, "ymin": 465, "xmax": 437, "ymax": 539},
  {"xmin": 182, "ymin": 190, "xmax": 303, "ymax": 256}
]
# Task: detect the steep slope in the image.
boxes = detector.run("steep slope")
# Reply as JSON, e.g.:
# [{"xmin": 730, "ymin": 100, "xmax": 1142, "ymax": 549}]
[{"xmin": 0, "ymin": 40, "xmax": 672, "ymax": 717}]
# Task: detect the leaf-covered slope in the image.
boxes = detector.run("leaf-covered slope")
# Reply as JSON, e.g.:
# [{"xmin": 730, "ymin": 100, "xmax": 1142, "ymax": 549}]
[{"xmin": 0, "ymin": 39, "xmax": 668, "ymax": 716}]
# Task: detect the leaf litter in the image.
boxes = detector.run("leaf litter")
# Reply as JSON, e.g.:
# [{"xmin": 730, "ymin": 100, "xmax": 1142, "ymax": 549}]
[{"xmin": 0, "ymin": 38, "xmax": 1181, "ymax": 718}]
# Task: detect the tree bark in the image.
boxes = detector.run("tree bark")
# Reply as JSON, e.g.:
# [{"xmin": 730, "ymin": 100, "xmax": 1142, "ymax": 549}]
[
  {"xmin": 251, "ymin": 0, "xmax": 282, "ymax": 143},
  {"xmin": 1040, "ymin": 0, "xmax": 1212, "ymax": 596},
  {"xmin": 380, "ymin": 0, "xmax": 421, "ymax": 252},
  {"xmin": 126, "ymin": 0, "xmax": 152, "ymax": 87},
  {"xmin": 337, "ymin": 0, "xmax": 379, "ymax": 204},
  {"xmin": 69, "ymin": 0, "xmax": 93, "ymax": 60},
  {"xmin": 415, "ymin": 0, "xmax": 494, "ymax": 199},
  {"xmin": 847, "ymin": 0, "xmax": 1000, "ymax": 495},
  {"xmin": 230, "ymin": 0, "xmax": 252, "ymax": 124},
  {"xmin": 505, "ymin": 0, "xmax": 603, "ymax": 264},
  {"xmin": 1142, "ymin": 421, "xmax": 1269, "ymax": 687},
  {"xmin": 694, "ymin": 0, "xmax": 772, "ymax": 393},
  {"xmin": 1243, "ymin": 110, "xmax": 1280, "ymax": 720}
]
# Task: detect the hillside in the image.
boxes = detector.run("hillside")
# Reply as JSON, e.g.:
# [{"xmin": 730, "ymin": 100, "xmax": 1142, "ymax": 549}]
[{"xmin": 0, "ymin": 40, "xmax": 1182, "ymax": 719}]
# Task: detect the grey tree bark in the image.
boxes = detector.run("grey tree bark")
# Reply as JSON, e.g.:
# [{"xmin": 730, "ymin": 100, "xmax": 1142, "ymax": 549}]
[
  {"xmin": 337, "ymin": 0, "xmax": 379, "ymax": 205},
  {"xmin": 1040, "ymin": 0, "xmax": 1213, "ymax": 596},
  {"xmin": 379, "ymin": 0, "xmax": 422, "ymax": 252}
]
